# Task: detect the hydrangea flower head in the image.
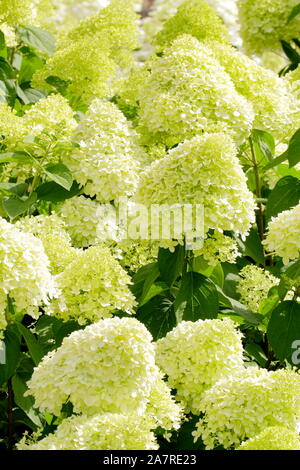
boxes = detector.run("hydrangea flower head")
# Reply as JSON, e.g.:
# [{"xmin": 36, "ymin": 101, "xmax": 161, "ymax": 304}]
[
  {"xmin": 264, "ymin": 204, "xmax": 300, "ymax": 264},
  {"xmin": 64, "ymin": 100, "xmax": 140, "ymax": 202},
  {"xmin": 194, "ymin": 232, "xmax": 240, "ymax": 266},
  {"xmin": 238, "ymin": 0, "xmax": 300, "ymax": 54},
  {"xmin": 155, "ymin": 318, "xmax": 244, "ymax": 413},
  {"xmin": 238, "ymin": 426, "xmax": 300, "ymax": 450},
  {"xmin": 155, "ymin": 0, "xmax": 230, "ymax": 48},
  {"xmin": 134, "ymin": 133, "xmax": 256, "ymax": 237},
  {"xmin": 26, "ymin": 317, "xmax": 159, "ymax": 416},
  {"xmin": 17, "ymin": 413, "xmax": 158, "ymax": 450},
  {"xmin": 236, "ymin": 265, "xmax": 279, "ymax": 312},
  {"xmin": 0, "ymin": 217, "xmax": 58, "ymax": 331},
  {"xmin": 137, "ymin": 35, "xmax": 254, "ymax": 146},
  {"xmin": 193, "ymin": 368, "xmax": 300, "ymax": 449}
]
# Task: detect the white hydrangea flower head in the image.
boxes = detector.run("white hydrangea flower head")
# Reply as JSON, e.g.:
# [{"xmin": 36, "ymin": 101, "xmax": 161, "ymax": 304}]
[
  {"xmin": 23, "ymin": 94, "xmax": 77, "ymax": 145},
  {"xmin": 238, "ymin": 426, "xmax": 300, "ymax": 450},
  {"xmin": 26, "ymin": 317, "xmax": 159, "ymax": 416},
  {"xmin": 137, "ymin": 35, "xmax": 254, "ymax": 147},
  {"xmin": 238, "ymin": 0, "xmax": 300, "ymax": 55},
  {"xmin": 47, "ymin": 245, "xmax": 136, "ymax": 324},
  {"xmin": 64, "ymin": 100, "xmax": 141, "ymax": 203},
  {"xmin": 0, "ymin": 217, "xmax": 58, "ymax": 329},
  {"xmin": 134, "ymin": 133, "xmax": 256, "ymax": 237},
  {"xmin": 155, "ymin": 318, "xmax": 244, "ymax": 413},
  {"xmin": 15, "ymin": 214, "xmax": 78, "ymax": 275},
  {"xmin": 60, "ymin": 196, "xmax": 119, "ymax": 248},
  {"xmin": 0, "ymin": 103, "xmax": 27, "ymax": 151},
  {"xmin": 264, "ymin": 204, "xmax": 300, "ymax": 264},
  {"xmin": 154, "ymin": 0, "xmax": 230, "ymax": 48},
  {"xmin": 17, "ymin": 413, "xmax": 158, "ymax": 450},
  {"xmin": 236, "ymin": 265, "xmax": 279, "ymax": 312},
  {"xmin": 208, "ymin": 41, "xmax": 299, "ymax": 140},
  {"xmin": 109, "ymin": 240, "xmax": 159, "ymax": 273},
  {"xmin": 193, "ymin": 367, "xmax": 300, "ymax": 449},
  {"xmin": 194, "ymin": 232, "xmax": 241, "ymax": 266}
]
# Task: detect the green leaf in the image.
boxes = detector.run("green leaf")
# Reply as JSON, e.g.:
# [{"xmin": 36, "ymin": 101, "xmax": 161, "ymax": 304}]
[
  {"xmin": 242, "ymin": 228, "xmax": 265, "ymax": 265},
  {"xmin": 44, "ymin": 163, "xmax": 73, "ymax": 191},
  {"xmin": 36, "ymin": 180, "xmax": 81, "ymax": 202},
  {"xmin": 0, "ymin": 327, "xmax": 21, "ymax": 385},
  {"xmin": 216, "ymin": 285, "xmax": 262, "ymax": 325},
  {"xmin": 244, "ymin": 343, "xmax": 268, "ymax": 367},
  {"xmin": 209, "ymin": 264, "xmax": 224, "ymax": 288},
  {"xmin": 157, "ymin": 245, "xmax": 184, "ymax": 286},
  {"xmin": 21, "ymin": 87, "xmax": 46, "ymax": 103},
  {"xmin": 0, "ymin": 182, "xmax": 28, "ymax": 196},
  {"xmin": 136, "ymin": 296, "xmax": 176, "ymax": 340},
  {"xmin": 267, "ymin": 301, "xmax": 300, "ymax": 364},
  {"xmin": 287, "ymin": 128, "xmax": 300, "ymax": 168},
  {"xmin": 252, "ymin": 129, "xmax": 275, "ymax": 165},
  {"xmin": 12, "ymin": 374, "xmax": 42, "ymax": 427},
  {"xmin": 287, "ymin": 3, "xmax": 300, "ymax": 23},
  {"xmin": 45, "ymin": 75, "xmax": 70, "ymax": 94},
  {"xmin": 281, "ymin": 40, "xmax": 300, "ymax": 63},
  {"xmin": 263, "ymin": 151, "xmax": 288, "ymax": 171},
  {"xmin": 265, "ymin": 176, "xmax": 300, "ymax": 221},
  {"xmin": 282, "ymin": 259, "xmax": 300, "ymax": 280},
  {"xmin": 0, "ymin": 151, "xmax": 32, "ymax": 164},
  {"xmin": 2, "ymin": 192, "xmax": 37, "ymax": 219},
  {"xmin": 174, "ymin": 272, "xmax": 219, "ymax": 323},
  {"xmin": 16, "ymin": 26, "xmax": 56, "ymax": 55},
  {"xmin": 16, "ymin": 323, "xmax": 44, "ymax": 366},
  {"xmin": 18, "ymin": 51, "xmax": 44, "ymax": 83},
  {"xmin": 0, "ymin": 57, "xmax": 14, "ymax": 80},
  {"xmin": 131, "ymin": 263, "xmax": 160, "ymax": 304}
]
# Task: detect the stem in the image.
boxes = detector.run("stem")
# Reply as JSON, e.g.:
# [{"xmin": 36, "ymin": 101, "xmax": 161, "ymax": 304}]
[
  {"xmin": 7, "ymin": 377, "xmax": 14, "ymax": 450},
  {"xmin": 249, "ymin": 137, "xmax": 265, "ymax": 241}
]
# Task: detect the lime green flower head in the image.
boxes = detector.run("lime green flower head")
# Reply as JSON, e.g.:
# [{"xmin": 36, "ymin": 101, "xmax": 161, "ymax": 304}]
[
  {"xmin": 134, "ymin": 133, "xmax": 256, "ymax": 237},
  {"xmin": 0, "ymin": 0, "xmax": 54, "ymax": 29},
  {"xmin": 154, "ymin": 0, "xmax": 230, "ymax": 49},
  {"xmin": 207, "ymin": 41, "xmax": 299, "ymax": 140},
  {"xmin": 236, "ymin": 265, "xmax": 279, "ymax": 312},
  {"xmin": 193, "ymin": 368, "xmax": 300, "ymax": 449},
  {"xmin": 238, "ymin": 426, "xmax": 300, "ymax": 450},
  {"xmin": 26, "ymin": 317, "xmax": 159, "ymax": 416},
  {"xmin": 156, "ymin": 318, "xmax": 244, "ymax": 414},
  {"xmin": 15, "ymin": 214, "xmax": 78, "ymax": 275},
  {"xmin": 17, "ymin": 413, "xmax": 159, "ymax": 450},
  {"xmin": 238, "ymin": 0, "xmax": 300, "ymax": 55},
  {"xmin": 194, "ymin": 232, "xmax": 241, "ymax": 266},
  {"xmin": 47, "ymin": 245, "xmax": 136, "ymax": 324},
  {"xmin": 64, "ymin": 100, "xmax": 141, "ymax": 203},
  {"xmin": 0, "ymin": 103, "xmax": 27, "ymax": 151},
  {"xmin": 0, "ymin": 217, "xmax": 58, "ymax": 333},
  {"xmin": 137, "ymin": 35, "xmax": 254, "ymax": 147},
  {"xmin": 264, "ymin": 203, "xmax": 300, "ymax": 264}
]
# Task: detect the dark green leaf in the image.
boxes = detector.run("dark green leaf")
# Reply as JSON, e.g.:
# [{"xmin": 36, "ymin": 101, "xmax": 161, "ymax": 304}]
[
  {"xmin": 44, "ymin": 163, "xmax": 73, "ymax": 191},
  {"xmin": 36, "ymin": 180, "xmax": 81, "ymax": 202},
  {"xmin": 263, "ymin": 151, "xmax": 288, "ymax": 171},
  {"xmin": 45, "ymin": 75, "xmax": 70, "ymax": 94},
  {"xmin": 2, "ymin": 192, "xmax": 37, "ymax": 219},
  {"xmin": 287, "ymin": 3, "xmax": 300, "ymax": 23},
  {"xmin": 18, "ymin": 52, "xmax": 44, "ymax": 83},
  {"xmin": 16, "ymin": 26, "xmax": 56, "ymax": 55},
  {"xmin": 16, "ymin": 323, "xmax": 44, "ymax": 366},
  {"xmin": 131, "ymin": 263, "xmax": 160, "ymax": 304},
  {"xmin": 216, "ymin": 285, "xmax": 262, "ymax": 325},
  {"xmin": 288, "ymin": 128, "xmax": 300, "ymax": 168},
  {"xmin": 0, "ymin": 328, "xmax": 21, "ymax": 385},
  {"xmin": 267, "ymin": 301, "xmax": 300, "ymax": 364},
  {"xmin": 0, "ymin": 182, "xmax": 28, "ymax": 196},
  {"xmin": 0, "ymin": 57, "xmax": 14, "ymax": 80},
  {"xmin": 281, "ymin": 40, "xmax": 300, "ymax": 63},
  {"xmin": 209, "ymin": 264, "xmax": 224, "ymax": 288},
  {"xmin": 244, "ymin": 343, "xmax": 267, "ymax": 367},
  {"xmin": 136, "ymin": 296, "xmax": 176, "ymax": 340},
  {"xmin": 12, "ymin": 375, "xmax": 42, "ymax": 427},
  {"xmin": 174, "ymin": 272, "xmax": 219, "ymax": 323},
  {"xmin": 157, "ymin": 245, "xmax": 184, "ymax": 286},
  {"xmin": 265, "ymin": 176, "xmax": 300, "ymax": 221},
  {"xmin": 243, "ymin": 228, "xmax": 265, "ymax": 265}
]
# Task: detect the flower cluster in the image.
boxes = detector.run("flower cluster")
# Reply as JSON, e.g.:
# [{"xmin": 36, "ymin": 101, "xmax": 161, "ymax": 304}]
[
  {"xmin": 137, "ymin": 35, "xmax": 254, "ymax": 147},
  {"xmin": 15, "ymin": 214, "xmax": 78, "ymax": 275},
  {"xmin": 194, "ymin": 232, "xmax": 240, "ymax": 266},
  {"xmin": 64, "ymin": 100, "xmax": 140, "ymax": 202},
  {"xmin": 264, "ymin": 204, "xmax": 300, "ymax": 264},
  {"xmin": 47, "ymin": 245, "xmax": 136, "ymax": 324},
  {"xmin": 238, "ymin": 426, "xmax": 300, "ymax": 450},
  {"xmin": 154, "ymin": 0, "xmax": 230, "ymax": 48},
  {"xmin": 0, "ymin": 218, "xmax": 58, "ymax": 332},
  {"xmin": 134, "ymin": 133, "xmax": 256, "ymax": 237},
  {"xmin": 193, "ymin": 368, "xmax": 300, "ymax": 449},
  {"xmin": 236, "ymin": 265, "xmax": 279, "ymax": 312},
  {"xmin": 17, "ymin": 413, "xmax": 158, "ymax": 450},
  {"xmin": 155, "ymin": 318, "xmax": 244, "ymax": 414},
  {"xmin": 238, "ymin": 0, "xmax": 300, "ymax": 54},
  {"xmin": 0, "ymin": 0, "xmax": 53, "ymax": 29}
]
